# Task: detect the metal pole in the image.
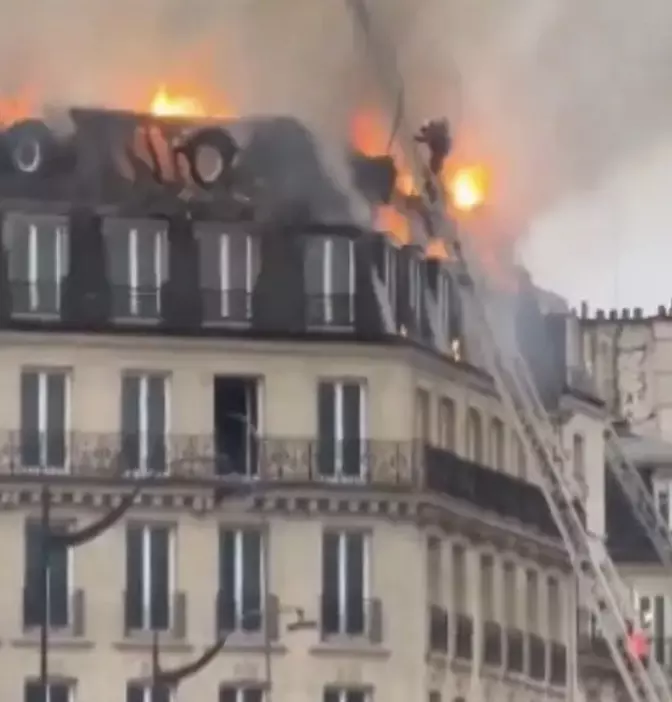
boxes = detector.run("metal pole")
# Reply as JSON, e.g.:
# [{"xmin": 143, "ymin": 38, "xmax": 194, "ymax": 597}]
[{"xmin": 39, "ymin": 485, "xmax": 50, "ymax": 691}]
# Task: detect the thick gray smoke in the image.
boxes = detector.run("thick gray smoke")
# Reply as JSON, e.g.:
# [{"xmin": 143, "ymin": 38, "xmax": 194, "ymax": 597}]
[{"xmin": 1, "ymin": 0, "xmax": 672, "ymax": 298}]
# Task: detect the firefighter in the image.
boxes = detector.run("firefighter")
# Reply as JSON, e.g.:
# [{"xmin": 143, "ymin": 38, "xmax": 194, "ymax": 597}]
[{"xmin": 626, "ymin": 619, "xmax": 650, "ymax": 669}]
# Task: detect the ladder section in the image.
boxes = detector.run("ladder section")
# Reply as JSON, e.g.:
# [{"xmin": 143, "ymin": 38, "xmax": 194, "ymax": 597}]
[
  {"xmin": 605, "ymin": 428, "xmax": 672, "ymax": 568},
  {"xmin": 344, "ymin": 2, "xmax": 672, "ymax": 701}
]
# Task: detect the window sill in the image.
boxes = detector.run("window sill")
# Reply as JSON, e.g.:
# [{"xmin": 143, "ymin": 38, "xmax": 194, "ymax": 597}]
[
  {"xmin": 114, "ymin": 632, "xmax": 193, "ymax": 653},
  {"xmin": 216, "ymin": 631, "xmax": 286, "ymax": 654},
  {"xmin": 12, "ymin": 633, "xmax": 92, "ymax": 650},
  {"xmin": 310, "ymin": 639, "xmax": 390, "ymax": 659}
]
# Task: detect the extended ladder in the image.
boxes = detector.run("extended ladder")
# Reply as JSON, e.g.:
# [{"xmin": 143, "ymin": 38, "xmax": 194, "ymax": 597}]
[
  {"xmin": 344, "ymin": 2, "xmax": 672, "ymax": 701},
  {"xmin": 605, "ymin": 428, "xmax": 672, "ymax": 568}
]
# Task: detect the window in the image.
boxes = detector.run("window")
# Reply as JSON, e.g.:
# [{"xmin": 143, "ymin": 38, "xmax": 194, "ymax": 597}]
[
  {"xmin": 503, "ymin": 562, "xmax": 517, "ymax": 628},
  {"xmin": 121, "ymin": 374, "xmax": 168, "ymax": 475},
  {"xmin": 452, "ymin": 544, "xmax": 466, "ymax": 614},
  {"xmin": 5, "ymin": 213, "xmax": 68, "ymax": 317},
  {"xmin": 656, "ymin": 482, "xmax": 670, "ymax": 528},
  {"xmin": 513, "ymin": 432, "xmax": 527, "ymax": 480},
  {"xmin": 105, "ymin": 219, "xmax": 167, "ymax": 319},
  {"xmin": 218, "ymin": 528, "xmax": 263, "ymax": 633},
  {"xmin": 198, "ymin": 228, "xmax": 260, "ymax": 323},
  {"xmin": 481, "ymin": 554, "xmax": 494, "ymax": 622},
  {"xmin": 427, "ymin": 536, "xmax": 442, "ymax": 605},
  {"xmin": 637, "ymin": 594, "xmax": 668, "ymax": 664},
  {"xmin": 466, "ymin": 408, "xmax": 483, "ymax": 463},
  {"xmin": 317, "ymin": 381, "xmax": 366, "ymax": 479},
  {"xmin": 383, "ymin": 243, "xmax": 397, "ymax": 320},
  {"xmin": 24, "ymin": 680, "xmax": 73, "ymax": 702},
  {"xmin": 24, "ymin": 521, "xmax": 71, "ymax": 629},
  {"xmin": 305, "ymin": 236, "xmax": 356, "ymax": 327},
  {"xmin": 322, "ymin": 531, "xmax": 369, "ymax": 636},
  {"xmin": 415, "ymin": 389, "xmax": 430, "ymax": 444},
  {"xmin": 490, "ymin": 418, "xmax": 505, "ymax": 470},
  {"xmin": 324, "ymin": 690, "xmax": 367, "ymax": 702},
  {"xmin": 220, "ymin": 687, "xmax": 264, "ymax": 702},
  {"xmin": 573, "ymin": 434, "xmax": 585, "ymax": 482},
  {"xmin": 526, "ymin": 569, "xmax": 539, "ymax": 634},
  {"xmin": 548, "ymin": 577, "xmax": 562, "ymax": 641},
  {"xmin": 438, "ymin": 397, "xmax": 456, "ymax": 451},
  {"xmin": 126, "ymin": 683, "xmax": 170, "ymax": 702},
  {"xmin": 20, "ymin": 370, "xmax": 69, "ymax": 471},
  {"xmin": 408, "ymin": 255, "xmax": 423, "ymax": 324},
  {"xmin": 125, "ymin": 524, "xmax": 174, "ymax": 632}
]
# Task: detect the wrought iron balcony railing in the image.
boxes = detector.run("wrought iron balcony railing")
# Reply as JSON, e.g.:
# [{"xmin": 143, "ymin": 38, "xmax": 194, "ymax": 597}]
[
  {"xmin": 0, "ymin": 434, "xmax": 558, "ymax": 539},
  {"xmin": 319, "ymin": 595, "xmax": 383, "ymax": 643}
]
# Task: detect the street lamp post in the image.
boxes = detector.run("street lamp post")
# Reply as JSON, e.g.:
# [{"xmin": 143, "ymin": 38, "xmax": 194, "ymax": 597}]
[{"xmin": 38, "ymin": 481, "xmax": 141, "ymax": 695}]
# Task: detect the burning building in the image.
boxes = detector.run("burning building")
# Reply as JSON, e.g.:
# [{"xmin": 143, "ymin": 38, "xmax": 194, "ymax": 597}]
[{"xmin": 0, "ymin": 98, "xmax": 612, "ymax": 702}]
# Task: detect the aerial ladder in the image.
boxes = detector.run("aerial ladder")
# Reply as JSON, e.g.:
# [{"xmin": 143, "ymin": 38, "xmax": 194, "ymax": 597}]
[{"xmin": 344, "ymin": 2, "xmax": 672, "ymax": 701}]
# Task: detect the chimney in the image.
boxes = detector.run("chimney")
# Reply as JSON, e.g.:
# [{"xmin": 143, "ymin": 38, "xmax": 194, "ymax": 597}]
[
  {"xmin": 580, "ymin": 300, "xmax": 589, "ymax": 318},
  {"xmin": 658, "ymin": 304, "xmax": 667, "ymax": 317},
  {"xmin": 621, "ymin": 308, "xmax": 630, "ymax": 320},
  {"xmin": 634, "ymin": 307, "xmax": 643, "ymax": 319},
  {"xmin": 596, "ymin": 308, "xmax": 605, "ymax": 320},
  {"xmin": 608, "ymin": 309, "xmax": 618, "ymax": 320}
]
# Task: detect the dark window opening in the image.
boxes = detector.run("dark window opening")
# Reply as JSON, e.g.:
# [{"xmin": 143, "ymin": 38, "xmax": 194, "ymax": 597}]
[{"xmin": 214, "ymin": 376, "xmax": 259, "ymax": 477}]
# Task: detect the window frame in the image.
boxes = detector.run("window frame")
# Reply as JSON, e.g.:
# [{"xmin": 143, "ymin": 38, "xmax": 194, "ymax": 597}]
[
  {"xmin": 20, "ymin": 368, "xmax": 71, "ymax": 473},
  {"xmin": 24, "ymin": 680, "xmax": 75, "ymax": 702}
]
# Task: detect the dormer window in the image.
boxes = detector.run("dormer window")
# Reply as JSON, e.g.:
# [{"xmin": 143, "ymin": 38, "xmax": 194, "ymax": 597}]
[
  {"xmin": 4, "ymin": 213, "xmax": 69, "ymax": 318},
  {"xmin": 305, "ymin": 236, "xmax": 355, "ymax": 328},
  {"xmin": 104, "ymin": 218, "xmax": 167, "ymax": 321},
  {"xmin": 197, "ymin": 226, "xmax": 260, "ymax": 324}
]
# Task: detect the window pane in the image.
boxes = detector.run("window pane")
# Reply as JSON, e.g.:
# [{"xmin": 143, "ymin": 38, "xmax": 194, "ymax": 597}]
[
  {"xmin": 149, "ymin": 526, "xmax": 170, "ymax": 630},
  {"xmin": 241, "ymin": 531, "xmax": 262, "ymax": 630},
  {"xmin": 125, "ymin": 526, "xmax": 144, "ymax": 629}
]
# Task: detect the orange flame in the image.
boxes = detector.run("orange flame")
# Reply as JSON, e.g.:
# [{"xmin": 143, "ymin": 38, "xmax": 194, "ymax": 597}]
[
  {"xmin": 150, "ymin": 86, "xmax": 206, "ymax": 118},
  {"xmin": 446, "ymin": 165, "xmax": 489, "ymax": 213}
]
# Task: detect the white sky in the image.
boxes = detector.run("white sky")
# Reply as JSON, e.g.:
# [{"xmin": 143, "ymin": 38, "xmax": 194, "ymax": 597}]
[{"xmin": 522, "ymin": 135, "xmax": 672, "ymax": 313}]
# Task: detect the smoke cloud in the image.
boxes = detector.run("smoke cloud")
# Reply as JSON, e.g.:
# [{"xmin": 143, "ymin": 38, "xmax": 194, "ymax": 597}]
[{"xmin": 1, "ymin": 0, "xmax": 671, "ymax": 303}]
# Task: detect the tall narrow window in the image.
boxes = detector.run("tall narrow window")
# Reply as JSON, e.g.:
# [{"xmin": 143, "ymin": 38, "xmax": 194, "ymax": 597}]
[
  {"xmin": 481, "ymin": 554, "xmax": 495, "ymax": 623},
  {"xmin": 323, "ymin": 689, "xmax": 367, "ymax": 702},
  {"xmin": 504, "ymin": 562, "xmax": 517, "ymax": 629},
  {"xmin": 452, "ymin": 544, "xmax": 466, "ymax": 614},
  {"xmin": 220, "ymin": 687, "xmax": 264, "ymax": 702},
  {"xmin": 317, "ymin": 381, "xmax": 366, "ymax": 479},
  {"xmin": 408, "ymin": 256, "xmax": 423, "ymax": 325},
  {"xmin": 466, "ymin": 408, "xmax": 483, "ymax": 463},
  {"xmin": 438, "ymin": 397, "xmax": 456, "ymax": 451},
  {"xmin": 126, "ymin": 683, "xmax": 170, "ymax": 702},
  {"xmin": 654, "ymin": 595, "xmax": 666, "ymax": 664},
  {"xmin": 218, "ymin": 528, "xmax": 264, "ymax": 633},
  {"xmin": 106, "ymin": 220, "xmax": 167, "ymax": 320},
  {"xmin": 199, "ymin": 229, "xmax": 260, "ymax": 323},
  {"xmin": 25, "ymin": 680, "xmax": 73, "ymax": 702},
  {"xmin": 125, "ymin": 524, "xmax": 173, "ymax": 632},
  {"xmin": 513, "ymin": 433, "xmax": 527, "ymax": 480},
  {"xmin": 548, "ymin": 577, "xmax": 562, "ymax": 641},
  {"xmin": 305, "ymin": 236, "xmax": 356, "ymax": 327},
  {"xmin": 121, "ymin": 374, "xmax": 168, "ymax": 474},
  {"xmin": 23, "ymin": 521, "xmax": 71, "ymax": 629},
  {"xmin": 5, "ymin": 213, "xmax": 68, "ymax": 317},
  {"xmin": 20, "ymin": 370, "xmax": 68, "ymax": 471},
  {"xmin": 415, "ymin": 389, "xmax": 430, "ymax": 444},
  {"xmin": 490, "ymin": 418, "xmax": 505, "ymax": 470},
  {"xmin": 427, "ymin": 536, "xmax": 442, "ymax": 605},
  {"xmin": 322, "ymin": 531, "xmax": 368, "ymax": 637},
  {"xmin": 526, "ymin": 570, "xmax": 539, "ymax": 634},
  {"xmin": 656, "ymin": 483, "xmax": 670, "ymax": 528}
]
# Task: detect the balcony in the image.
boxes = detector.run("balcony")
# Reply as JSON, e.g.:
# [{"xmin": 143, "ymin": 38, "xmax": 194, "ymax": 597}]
[
  {"xmin": 319, "ymin": 596, "xmax": 383, "ymax": 644},
  {"xmin": 428, "ymin": 605, "xmax": 449, "ymax": 654},
  {"xmin": 454, "ymin": 614, "xmax": 473, "ymax": 661},
  {"xmin": 202, "ymin": 288, "xmax": 253, "ymax": 326},
  {"xmin": 506, "ymin": 628, "xmax": 525, "ymax": 674},
  {"xmin": 483, "ymin": 621, "xmax": 503, "ymax": 667},
  {"xmin": 22, "ymin": 587, "xmax": 85, "ymax": 636},
  {"xmin": 0, "ymin": 435, "xmax": 558, "ymax": 539},
  {"xmin": 123, "ymin": 590, "xmax": 186, "ymax": 639},
  {"xmin": 306, "ymin": 294, "xmax": 355, "ymax": 329}
]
